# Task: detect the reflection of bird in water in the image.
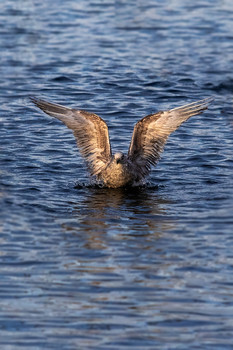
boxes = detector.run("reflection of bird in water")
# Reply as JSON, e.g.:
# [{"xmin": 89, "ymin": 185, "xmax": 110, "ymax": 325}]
[
  {"xmin": 61, "ymin": 187, "xmax": 175, "ymax": 247},
  {"xmin": 31, "ymin": 97, "xmax": 213, "ymax": 188}
]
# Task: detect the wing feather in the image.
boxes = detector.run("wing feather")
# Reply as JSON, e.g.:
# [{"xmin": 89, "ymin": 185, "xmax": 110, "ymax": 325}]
[
  {"xmin": 31, "ymin": 97, "xmax": 112, "ymax": 175},
  {"xmin": 128, "ymin": 97, "xmax": 213, "ymax": 177}
]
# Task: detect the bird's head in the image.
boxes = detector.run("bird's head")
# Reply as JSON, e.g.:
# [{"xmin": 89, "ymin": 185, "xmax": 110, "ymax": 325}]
[{"xmin": 113, "ymin": 152, "xmax": 125, "ymax": 164}]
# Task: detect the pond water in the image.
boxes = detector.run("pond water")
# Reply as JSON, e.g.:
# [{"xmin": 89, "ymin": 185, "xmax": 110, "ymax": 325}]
[{"xmin": 1, "ymin": 0, "xmax": 233, "ymax": 349}]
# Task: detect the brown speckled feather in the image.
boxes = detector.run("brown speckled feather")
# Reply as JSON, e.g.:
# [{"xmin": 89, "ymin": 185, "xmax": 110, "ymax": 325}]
[
  {"xmin": 31, "ymin": 97, "xmax": 112, "ymax": 176},
  {"xmin": 128, "ymin": 97, "xmax": 213, "ymax": 178}
]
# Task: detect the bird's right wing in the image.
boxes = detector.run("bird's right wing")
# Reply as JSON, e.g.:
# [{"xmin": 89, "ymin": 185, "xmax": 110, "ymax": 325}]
[
  {"xmin": 128, "ymin": 97, "xmax": 213, "ymax": 177},
  {"xmin": 31, "ymin": 98, "xmax": 112, "ymax": 176}
]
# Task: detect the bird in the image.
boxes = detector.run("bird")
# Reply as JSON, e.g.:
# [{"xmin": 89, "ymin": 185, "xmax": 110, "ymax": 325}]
[{"xmin": 31, "ymin": 96, "xmax": 213, "ymax": 188}]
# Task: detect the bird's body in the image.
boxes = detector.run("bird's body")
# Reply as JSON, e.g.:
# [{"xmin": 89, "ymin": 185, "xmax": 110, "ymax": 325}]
[
  {"xmin": 31, "ymin": 97, "xmax": 213, "ymax": 188},
  {"xmin": 100, "ymin": 155, "xmax": 133, "ymax": 188}
]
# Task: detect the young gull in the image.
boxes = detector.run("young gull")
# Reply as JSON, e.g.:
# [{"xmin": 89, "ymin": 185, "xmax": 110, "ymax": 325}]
[{"xmin": 31, "ymin": 97, "xmax": 213, "ymax": 188}]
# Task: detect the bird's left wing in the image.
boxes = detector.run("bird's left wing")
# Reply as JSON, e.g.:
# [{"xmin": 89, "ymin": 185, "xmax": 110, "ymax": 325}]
[
  {"xmin": 31, "ymin": 97, "xmax": 112, "ymax": 176},
  {"xmin": 128, "ymin": 97, "xmax": 213, "ymax": 177}
]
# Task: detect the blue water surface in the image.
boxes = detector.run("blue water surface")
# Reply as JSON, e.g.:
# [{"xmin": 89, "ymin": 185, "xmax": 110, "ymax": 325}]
[{"xmin": 1, "ymin": 0, "xmax": 233, "ymax": 349}]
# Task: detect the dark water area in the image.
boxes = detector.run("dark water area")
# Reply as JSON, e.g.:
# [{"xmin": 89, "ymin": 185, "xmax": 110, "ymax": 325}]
[{"xmin": 1, "ymin": 0, "xmax": 233, "ymax": 349}]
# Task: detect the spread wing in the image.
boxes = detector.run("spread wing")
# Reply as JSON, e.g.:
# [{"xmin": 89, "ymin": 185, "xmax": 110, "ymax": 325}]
[
  {"xmin": 128, "ymin": 97, "xmax": 213, "ymax": 177},
  {"xmin": 31, "ymin": 97, "xmax": 112, "ymax": 176}
]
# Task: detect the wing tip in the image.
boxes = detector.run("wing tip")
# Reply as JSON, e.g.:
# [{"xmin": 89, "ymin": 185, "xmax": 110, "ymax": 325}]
[
  {"xmin": 29, "ymin": 95, "xmax": 38, "ymax": 105},
  {"xmin": 200, "ymin": 96, "xmax": 215, "ymax": 106},
  {"xmin": 171, "ymin": 96, "xmax": 214, "ymax": 113},
  {"xmin": 30, "ymin": 96, "xmax": 47, "ymax": 110}
]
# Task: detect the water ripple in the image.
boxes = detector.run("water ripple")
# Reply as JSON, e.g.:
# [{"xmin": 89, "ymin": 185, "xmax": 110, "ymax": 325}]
[{"xmin": 1, "ymin": 0, "xmax": 233, "ymax": 349}]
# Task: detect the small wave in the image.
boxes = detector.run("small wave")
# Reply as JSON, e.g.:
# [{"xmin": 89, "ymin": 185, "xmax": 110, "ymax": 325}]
[{"xmin": 74, "ymin": 180, "xmax": 160, "ymax": 191}]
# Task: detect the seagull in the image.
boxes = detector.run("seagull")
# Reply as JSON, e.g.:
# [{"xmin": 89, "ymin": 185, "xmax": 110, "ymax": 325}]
[{"xmin": 31, "ymin": 96, "xmax": 213, "ymax": 188}]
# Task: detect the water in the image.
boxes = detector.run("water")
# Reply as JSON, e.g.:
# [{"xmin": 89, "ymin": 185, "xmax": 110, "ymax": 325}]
[{"xmin": 1, "ymin": 0, "xmax": 233, "ymax": 349}]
